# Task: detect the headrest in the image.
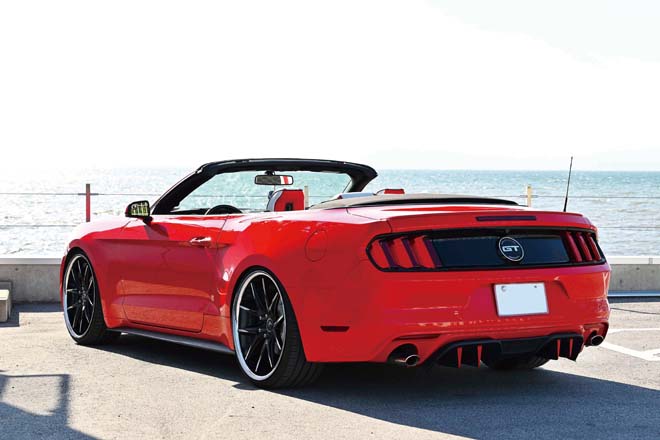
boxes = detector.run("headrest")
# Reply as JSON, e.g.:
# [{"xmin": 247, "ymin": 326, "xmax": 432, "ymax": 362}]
[{"xmin": 267, "ymin": 189, "xmax": 304, "ymax": 212}]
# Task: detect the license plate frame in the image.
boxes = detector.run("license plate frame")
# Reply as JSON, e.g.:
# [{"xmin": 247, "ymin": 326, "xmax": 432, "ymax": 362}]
[{"xmin": 494, "ymin": 282, "xmax": 548, "ymax": 317}]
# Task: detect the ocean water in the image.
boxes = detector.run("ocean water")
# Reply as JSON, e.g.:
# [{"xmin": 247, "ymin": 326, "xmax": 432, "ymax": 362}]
[{"xmin": 1, "ymin": 167, "xmax": 659, "ymax": 256}]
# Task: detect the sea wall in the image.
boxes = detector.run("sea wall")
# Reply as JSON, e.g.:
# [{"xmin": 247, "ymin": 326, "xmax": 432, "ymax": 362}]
[{"xmin": 0, "ymin": 256, "xmax": 658, "ymax": 303}]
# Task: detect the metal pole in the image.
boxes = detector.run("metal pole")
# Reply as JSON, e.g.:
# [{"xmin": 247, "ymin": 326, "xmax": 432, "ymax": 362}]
[
  {"xmin": 526, "ymin": 185, "xmax": 533, "ymax": 207},
  {"xmin": 85, "ymin": 183, "xmax": 91, "ymax": 222}
]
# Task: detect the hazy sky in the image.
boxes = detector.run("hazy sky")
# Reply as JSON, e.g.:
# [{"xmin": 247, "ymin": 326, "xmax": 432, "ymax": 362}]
[{"xmin": 1, "ymin": 1, "xmax": 659, "ymax": 170}]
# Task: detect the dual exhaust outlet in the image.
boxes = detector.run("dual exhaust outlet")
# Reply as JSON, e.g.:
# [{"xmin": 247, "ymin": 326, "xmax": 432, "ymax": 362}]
[
  {"xmin": 588, "ymin": 334, "xmax": 604, "ymax": 346},
  {"xmin": 388, "ymin": 344, "xmax": 420, "ymax": 367},
  {"xmin": 388, "ymin": 333, "xmax": 605, "ymax": 367}
]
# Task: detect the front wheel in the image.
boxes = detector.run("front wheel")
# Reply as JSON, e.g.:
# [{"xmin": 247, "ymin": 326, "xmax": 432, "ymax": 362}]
[
  {"xmin": 62, "ymin": 252, "xmax": 120, "ymax": 345},
  {"xmin": 232, "ymin": 269, "xmax": 323, "ymax": 388}
]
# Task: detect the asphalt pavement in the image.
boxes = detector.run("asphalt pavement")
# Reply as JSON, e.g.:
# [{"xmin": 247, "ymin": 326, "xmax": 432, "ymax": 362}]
[{"xmin": 1, "ymin": 299, "xmax": 659, "ymax": 440}]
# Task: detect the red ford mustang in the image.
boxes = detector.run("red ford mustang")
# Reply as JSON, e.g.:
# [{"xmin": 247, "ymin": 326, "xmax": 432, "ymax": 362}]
[{"xmin": 60, "ymin": 159, "xmax": 610, "ymax": 388}]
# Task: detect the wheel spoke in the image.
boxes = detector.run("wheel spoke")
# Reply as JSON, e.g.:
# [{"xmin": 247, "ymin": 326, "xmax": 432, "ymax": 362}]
[
  {"xmin": 82, "ymin": 264, "xmax": 90, "ymax": 288},
  {"xmin": 274, "ymin": 315, "xmax": 284, "ymax": 327},
  {"xmin": 67, "ymin": 289, "xmax": 79, "ymax": 302},
  {"xmin": 239, "ymin": 305, "xmax": 258, "ymax": 314},
  {"xmin": 250, "ymin": 283, "xmax": 266, "ymax": 313},
  {"xmin": 267, "ymin": 292, "xmax": 279, "ymax": 312},
  {"xmin": 78, "ymin": 310, "xmax": 85, "ymax": 333},
  {"xmin": 69, "ymin": 268, "xmax": 79, "ymax": 290},
  {"xmin": 261, "ymin": 278, "xmax": 271, "ymax": 311},
  {"xmin": 266, "ymin": 340, "xmax": 274, "ymax": 368},
  {"xmin": 244, "ymin": 335, "xmax": 263, "ymax": 361},
  {"xmin": 255, "ymin": 341, "xmax": 267, "ymax": 373},
  {"xmin": 75, "ymin": 259, "xmax": 83, "ymax": 286},
  {"xmin": 84, "ymin": 305, "xmax": 92, "ymax": 323},
  {"xmin": 72, "ymin": 307, "xmax": 80, "ymax": 331},
  {"xmin": 238, "ymin": 326, "xmax": 261, "ymax": 335},
  {"xmin": 273, "ymin": 333, "xmax": 282, "ymax": 351}
]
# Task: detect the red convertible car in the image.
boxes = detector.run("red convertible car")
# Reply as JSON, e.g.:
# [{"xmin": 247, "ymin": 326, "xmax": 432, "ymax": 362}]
[{"xmin": 60, "ymin": 159, "xmax": 610, "ymax": 388}]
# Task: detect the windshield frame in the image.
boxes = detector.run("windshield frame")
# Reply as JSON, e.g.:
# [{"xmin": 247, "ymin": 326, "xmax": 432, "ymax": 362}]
[{"xmin": 151, "ymin": 158, "xmax": 377, "ymax": 215}]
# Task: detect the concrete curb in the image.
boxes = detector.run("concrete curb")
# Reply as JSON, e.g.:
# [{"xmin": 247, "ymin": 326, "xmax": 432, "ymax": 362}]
[
  {"xmin": 609, "ymin": 256, "xmax": 660, "ymax": 292},
  {"xmin": 0, "ymin": 258, "xmax": 60, "ymax": 302},
  {"xmin": 0, "ymin": 256, "xmax": 659, "ymax": 303}
]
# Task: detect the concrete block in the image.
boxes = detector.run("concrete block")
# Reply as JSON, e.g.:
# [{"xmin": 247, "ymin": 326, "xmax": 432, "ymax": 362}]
[
  {"xmin": 610, "ymin": 263, "xmax": 660, "ymax": 292},
  {"xmin": 0, "ymin": 262, "xmax": 60, "ymax": 302},
  {"xmin": 0, "ymin": 288, "xmax": 11, "ymax": 322}
]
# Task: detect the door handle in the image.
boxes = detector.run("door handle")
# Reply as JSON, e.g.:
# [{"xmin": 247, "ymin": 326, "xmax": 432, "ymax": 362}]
[{"xmin": 189, "ymin": 236, "xmax": 213, "ymax": 247}]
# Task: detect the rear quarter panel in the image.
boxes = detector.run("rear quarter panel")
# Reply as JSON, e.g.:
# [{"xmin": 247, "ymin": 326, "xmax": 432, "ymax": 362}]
[{"xmin": 217, "ymin": 209, "xmax": 391, "ymax": 350}]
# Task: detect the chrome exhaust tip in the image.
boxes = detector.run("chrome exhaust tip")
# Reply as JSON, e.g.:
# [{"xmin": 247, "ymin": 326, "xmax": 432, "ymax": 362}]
[
  {"xmin": 392, "ymin": 354, "xmax": 420, "ymax": 367},
  {"xmin": 388, "ymin": 344, "xmax": 420, "ymax": 367},
  {"xmin": 589, "ymin": 334, "xmax": 604, "ymax": 346}
]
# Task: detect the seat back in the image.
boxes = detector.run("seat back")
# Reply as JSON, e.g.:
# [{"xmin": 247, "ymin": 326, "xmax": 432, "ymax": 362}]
[
  {"xmin": 267, "ymin": 189, "xmax": 304, "ymax": 211},
  {"xmin": 376, "ymin": 188, "xmax": 405, "ymax": 195}
]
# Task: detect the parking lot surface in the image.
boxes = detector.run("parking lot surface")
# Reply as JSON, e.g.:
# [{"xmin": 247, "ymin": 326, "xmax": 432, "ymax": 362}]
[{"xmin": 1, "ymin": 299, "xmax": 659, "ymax": 440}]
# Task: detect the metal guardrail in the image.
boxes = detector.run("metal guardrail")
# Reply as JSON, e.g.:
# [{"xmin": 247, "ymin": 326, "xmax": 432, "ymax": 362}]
[{"xmin": 1, "ymin": 184, "xmax": 660, "ymax": 230}]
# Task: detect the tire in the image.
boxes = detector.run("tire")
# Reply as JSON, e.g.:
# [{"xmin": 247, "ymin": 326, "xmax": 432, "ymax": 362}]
[
  {"xmin": 483, "ymin": 355, "xmax": 549, "ymax": 370},
  {"xmin": 62, "ymin": 252, "xmax": 120, "ymax": 345},
  {"xmin": 232, "ymin": 269, "xmax": 323, "ymax": 388}
]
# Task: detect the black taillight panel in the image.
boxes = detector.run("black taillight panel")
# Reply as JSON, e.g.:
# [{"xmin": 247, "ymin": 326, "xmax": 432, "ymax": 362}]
[{"xmin": 367, "ymin": 228, "xmax": 605, "ymax": 272}]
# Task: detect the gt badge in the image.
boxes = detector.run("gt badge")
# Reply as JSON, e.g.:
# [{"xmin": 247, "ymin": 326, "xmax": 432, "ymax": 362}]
[{"xmin": 498, "ymin": 237, "xmax": 524, "ymax": 262}]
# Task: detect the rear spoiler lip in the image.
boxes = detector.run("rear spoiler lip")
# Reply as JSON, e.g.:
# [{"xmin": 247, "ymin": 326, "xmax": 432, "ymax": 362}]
[{"xmin": 381, "ymin": 211, "xmax": 595, "ymax": 233}]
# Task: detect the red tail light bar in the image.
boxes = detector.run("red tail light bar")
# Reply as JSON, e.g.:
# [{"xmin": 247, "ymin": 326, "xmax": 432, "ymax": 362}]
[
  {"xmin": 368, "ymin": 228, "xmax": 605, "ymax": 271},
  {"xmin": 368, "ymin": 235, "xmax": 440, "ymax": 269},
  {"xmin": 562, "ymin": 231, "xmax": 602, "ymax": 263}
]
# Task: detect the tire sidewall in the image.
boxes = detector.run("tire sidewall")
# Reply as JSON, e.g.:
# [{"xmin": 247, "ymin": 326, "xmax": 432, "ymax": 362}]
[{"xmin": 62, "ymin": 251, "xmax": 105, "ymax": 343}]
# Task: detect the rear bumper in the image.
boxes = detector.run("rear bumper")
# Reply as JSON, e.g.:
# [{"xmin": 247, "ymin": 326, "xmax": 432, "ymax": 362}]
[
  {"xmin": 294, "ymin": 261, "xmax": 611, "ymax": 363},
  {"xmin": 430, "ymin": 333, "xmax": 585, "ymax": 368}
]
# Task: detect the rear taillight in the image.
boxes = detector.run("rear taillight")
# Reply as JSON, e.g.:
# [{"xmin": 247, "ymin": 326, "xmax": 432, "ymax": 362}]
[
  {"xmin": 369, "ymin": 229, "xmax": 604, "ymax": 271},
  {"xmin": 368, "ymin": 235, "xmax": 440, "ymax": 270},
  {"xmin": 562, "ymin": 231, "xmax": 602, "ymax": 263}
]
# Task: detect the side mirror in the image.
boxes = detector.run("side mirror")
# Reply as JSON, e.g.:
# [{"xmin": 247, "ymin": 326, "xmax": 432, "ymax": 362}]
[{"xmin": 125, "ymin": 200, "xmax": 151, "ymax": 221}]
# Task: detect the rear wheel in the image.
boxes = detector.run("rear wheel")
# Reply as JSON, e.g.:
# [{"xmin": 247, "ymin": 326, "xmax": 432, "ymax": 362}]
[
  {"xmin": 483, "ymin": 355, "xmax": 549, "ymax": 370},
  {"xmin": 63, "ymin": 252, "xmax": 119, "ymax": 345},
  {"xmin": 232, "ymin": 269, "xmax": 323, "ymax": 388}
]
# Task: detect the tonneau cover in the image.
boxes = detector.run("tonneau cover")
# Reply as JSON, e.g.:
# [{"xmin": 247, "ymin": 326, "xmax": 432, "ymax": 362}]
[{"xmin": 310, "ymin": 193, "xmax": 518, "ymax": 209}]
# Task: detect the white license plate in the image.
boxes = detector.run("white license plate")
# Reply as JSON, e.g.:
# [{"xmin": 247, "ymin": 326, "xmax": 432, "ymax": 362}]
[{"xmin": 494, "ymin": 283, "xmax": 548, "ymax": 317}]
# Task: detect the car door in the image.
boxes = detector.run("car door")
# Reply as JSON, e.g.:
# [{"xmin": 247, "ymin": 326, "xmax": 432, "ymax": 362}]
[{"xmin": 119, "ymin": 216, "xmax": 226, "ymax": 332}]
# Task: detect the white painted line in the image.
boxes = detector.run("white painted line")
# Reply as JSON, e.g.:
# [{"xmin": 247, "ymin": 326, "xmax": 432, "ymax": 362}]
[
  {"xmin": 599, "ymin": 342, "xmax": 660, "ymax": 361},
  {"xmin": 608, "ymin": 328, "xmax": 660, "ymax": 334}
]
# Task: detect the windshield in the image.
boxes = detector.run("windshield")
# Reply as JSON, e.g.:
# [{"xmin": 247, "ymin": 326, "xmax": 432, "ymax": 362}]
[{"xmin": 174, "ymin": 170, "xmax": 350, "ymax": 213}]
